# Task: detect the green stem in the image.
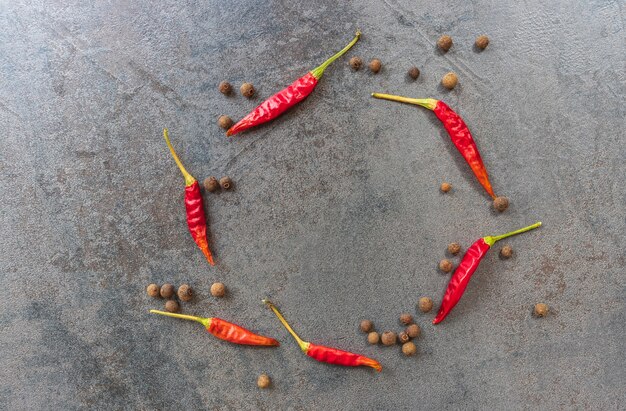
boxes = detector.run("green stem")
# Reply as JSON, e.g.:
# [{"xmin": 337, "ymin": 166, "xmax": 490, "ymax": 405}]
[
  {"xmin": 310, "ymin": 30, "xmax": 361, "ymax": 79},
  {"xmin": 262, "ymin": 299, "xmax": 309, "ymax": 352},
  {"xmin": 484, "ymin": 222, "xmax": 542, "ymax": 246},
  {"xmin": 163, "ymin": 128, "xmax": 196, "ymax": 187},
  {"xmin": 371, "ymin": 93, "xmax": 438, "ymax": 110},
  {"xmin": 149, "ymin": 309, "xmax": 210, "ymax": 328}
]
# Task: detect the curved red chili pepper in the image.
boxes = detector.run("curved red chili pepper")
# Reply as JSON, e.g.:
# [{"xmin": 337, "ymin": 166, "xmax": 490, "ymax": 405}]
[
  {"xmin": 433, "ymin": 222, "xmax": 542, "ymax": 324},
  {"xmin": 163, "ymin": 129, "xmax": 214, "ymax": 266},
  {"xmin": 227, "ymin": 31, "xmax": 361, "ymax": 137},
  {"xmin": 371, "ymin": 93, "xmax": 496, "ymax": 199},
  {"xmin": 263, "ymin": 299, "xmax": 382, "ymax": 371},
  {"xmin": 149, "ymin": 310, "xmax": 279, "ymax": 346}
]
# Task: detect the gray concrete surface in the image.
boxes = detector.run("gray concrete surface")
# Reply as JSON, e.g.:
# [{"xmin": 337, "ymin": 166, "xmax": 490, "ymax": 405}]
[{"xmin": 1, "ymin": 0, "xmax": 624, "ymax": 409}]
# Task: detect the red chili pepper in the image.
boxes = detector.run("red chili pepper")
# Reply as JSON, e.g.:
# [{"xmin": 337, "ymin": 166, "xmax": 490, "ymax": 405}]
[
  {"xmin": 226, "ymin": 31, "xmax": 361, "ymax": 137},
  {"xmin": 150, "ymin": 310, "xmax": 279, "ymax": 346},
  {"xmin": 263, "ymin": 299, "xmax": 382, "ymax": 371},
  {"xmin": 163, "ymin": 129, "xmax": 214, "ymax": 266},
  {"xmin": 433, "ymin": 222, "xmax": 542, "ymax": 324},
  {"xmin": 371, "ymin": 93, "xmax": 496, "ymax": 199}
]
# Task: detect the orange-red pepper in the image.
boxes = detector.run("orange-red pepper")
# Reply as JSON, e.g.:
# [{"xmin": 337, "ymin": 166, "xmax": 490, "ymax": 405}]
[
  {"xmin": 163, "ymin": 129, "xmax": 214, "ymax": 265},
  {"xmin": 263, "ymin": 299, "xmax": 381, "ymax": 371},
  {"xmin": 150, "ymin": 310, "xmax": 279, "ymax": 346}
]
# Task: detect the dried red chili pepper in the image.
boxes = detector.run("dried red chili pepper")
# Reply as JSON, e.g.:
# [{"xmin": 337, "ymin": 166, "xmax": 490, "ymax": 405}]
[
  {"xmin": 433, "ymin": 222, "xmax": 542, "ymax": 324},
  {"xmin": 150, "ymin": 310, "xmax": 279, "ymax": 346},
  {"xmin": 163, "ymin": 129, "xmax": 214, "ymax": 266},
  {"xmin": 263, "ymin": 299, "xmax": 382, "ymax": 371},
  {"xmin": 226, "ymin": 31, "xmax": 361, "ymax": 137},
  {"xmin": 371, "ymin": 93, "xmax": 496, "ymax": 199}
]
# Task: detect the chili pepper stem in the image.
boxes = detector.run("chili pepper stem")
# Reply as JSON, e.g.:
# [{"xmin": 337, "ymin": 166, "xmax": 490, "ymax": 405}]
[
  {"xmin": 163, "ymin": 128, "xmax": 196, "ymax": 187},
  {"xmin": 310, "ymin": 30, "xmax": 361, "ymax": 79},
  {"xmin": 484, "ymin": 222, "xmax": 542, "ymax": 246},
  {"xmin": 149, "ymin": 309, "xmax": 211, "ymax": 328},
  {"xmin": 371, "ymin": 93, "xmax": 438, "ymax": 110},
  {"xmin": 262, "ymin": 299, "xmax": 310, "ymax": 352}
]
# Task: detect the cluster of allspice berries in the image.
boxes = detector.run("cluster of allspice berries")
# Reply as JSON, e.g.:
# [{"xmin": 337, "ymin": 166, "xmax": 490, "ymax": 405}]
[
  {"xmin": 216, "ymin": 80, "xmax": 256, "ymax": 133},
  {"xmin": 203, "ymin": 176, "xmax": 233, "ymax": 192},
  {"xmin": 359, "ymin": 313, "xmax": 422, "ymax": 357},
  {"xmin": 146, "ymin": 283, "xmax": 194, "ymax": 313}
]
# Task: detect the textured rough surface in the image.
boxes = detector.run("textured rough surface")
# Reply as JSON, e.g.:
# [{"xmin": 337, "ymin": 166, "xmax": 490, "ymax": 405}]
[{"xmin": 1, "ymin": 1, "xmax": 624, "ymax": 409}]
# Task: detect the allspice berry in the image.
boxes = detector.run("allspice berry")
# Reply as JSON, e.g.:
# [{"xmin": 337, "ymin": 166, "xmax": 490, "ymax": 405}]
[
  {"xmin": 349, "ymin": 56, "xmax": 363, "ymax": 70},
  {"xmin": 210, "ymin": 282, "xmax": 226, "ymax": 297},
  {"xmin": 398, "ymin": 331, "xmax": 410, "ymax": 344},
  {"xmin": 418, "ymin": 297, "xmax": 433, "ymax": 313},
  {"xmin": 257, "ymin": 374, "xmax": 271, "ymax": 389},
  {"xmin": 165, "ymin": 299, "xmax": 180, "ymax": 313},
  {"xmin": 500, "ymin": 245, "xmax": 513, "ymax": 259},
  {"xmin": 146, "ymin": 283, "xmax": 160, "ymax": 298},
  {"xmin": 177, "ymin": 284, "xmax": 193, "ymax": 302},
  {"xmin": 408, "ymin": 66, "xmax": 420, "ymax": 80},
  {"xmin": 218, "ymin": 115, "xmax": 233, "ymax": 130},
  {"xmin": 437, "ymin": 35, "xmax": 453, "ymax": 52},
  {"xmin": 534, "ymin": 303, "xmax": 549, "ymax": 317},
  {"xmin": 439, "ymin": 259, "xmax": 453, "ymax": 273},
  {"xmin": 367, "ymin": 331, "xmax": 380, "ymax": 345},
  {"xmin": 160, "ymin": 283, "xmax": 175, "ymax": 299},
  {"xmin": 402, "ymin": 341, "xmax": 417, "ymax": 356},
  {"xmin": 493, "ymin": 196, "xmax": 509, "ymax": 212},
  {"xmin": 381, "ymin": 331, "xmax": 397, "ymax": 346},
  {"xmin": 440, "ymin": 182, "xmax": 452, "ymax": 193},
  {"xmin": 448, "ymin": 242, "xmax": 461, "ymax": 255},
  {"xmin": 406, "ymin": 324, "xmax": 421, "ymax": 338},
  {"xmin": 399, "ymin": 313, "xmax": 413, "ymax": 325},
  {"xmin": 219, "ymin": 176, "xmax": 233, "ymax": 190},
  {"xmin": 218, "ymin": 81, "xmax": 232, "ymax": 95},
  {"xmin": 475, "ymin": 35, "xmax": 489, "ymax": 50},
  {"xmin": 204, "ymin": 176, "xmax": 220, "ymax": 192},
  {"xmin": 441, "ymin": 72, "xmax": 458, "ymax": 90},
  {"xmin": 360, "ymin": 319, "xmax": 373, "ymax": 333},
  {"xmin": 240, "ymin": 82, "xmax": 255, "ymax": 98},
  {"xmin": 369, "ymin": 59, "xmax": 382, "ymax": 73}
]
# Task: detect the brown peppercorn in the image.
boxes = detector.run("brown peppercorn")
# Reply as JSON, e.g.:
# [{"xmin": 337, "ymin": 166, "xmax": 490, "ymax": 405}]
[
  {"xmin": 359, "ymin": 319, "xmax": 373, "ymax": 333},
  {"xmin": 475, "ymin": 35, "xmax": 489, "ymax": 50},
  {"xmin": 437, "ymin": 35, "xmax": 453, "ymax": 52},
  {"xmin": 418, "ymin": 297, "xmax": 433, "ymax": 313},
  {"xmin": 406, "ymin": 323, "xmax": 421, "ymax": 338},
  {"xmin": 165, "ymin": 299, "xmax": 180, "ymax": 313},
  {"xmin": 534, "ymin": 303, "xmax": 549, "ymax": 317},
  {"xmin": 441, "ymin": 72, "xmax": 458, "ymax": 90},
  {"xmin": 408, "ymin": 66, "xmax": 420, "ymax": 80},
  {"xmin": 160, "ymin": 283, "xmax": 175, "ymax": 299},
  {"xmin": 398, "ymin": 331, "xmax": 410, "ymax": 344},
  {"xmin": 146, "ymin": 283, "xmax": 160, "ymax": 298},
  {"xmin": 218, "ymin": 115, "xmax": 233, "ymax": 130},
  {"xmin": 219, "ymin": 176, "xmax": 233, "ymax": 190},
  {"xmin": 210, "ymin": 282, "xmax": 226, "ymax": 297},
  {"xmin": 402, "ymin": 341, "xmax": 417, "ymax": 356},
  {"xmin": 500, "ymin": 245, "xmax": 513, "ymax": 259},
  {"xmin": 349, "ymin": 56, "xmax": 363, "ymax": 70},
  {"xmin": 493, "ymin": 196, "xmax": 509, "ymax": 212},
  {"xmin": 439, "ymin": 259, "xmax": 453, "ymax": 273},
  {"xmin": 177, "ymin": 284, "xmax": 193, "ymax": 302},
  {"xmin": 257, "ymin": 374, "xmax": 271, "ymax": 389},
  {"xmin": 368, "ymin": 59, "xmax": 382, "ymax": 73},
  {"xmin": 203, "ymin": 176, "xmax": 220, "ymax": 192},
  {"xmin": 448, "ymin": 242, "xmax": 461, "ymax": 255},
  {"xmin": 367, "ymin": 331, "xmax": 380, "ymax": 345},
  {"xmin": 440, "ymin": 182, "xmax": 452, "ymax": 193},
  {"xmin": 399, "ymin": 313, "xmax": 413, "ymax": 325},
  {"xmin": 240, "ymin": 82, "xmax": 255, "ymax": 98},
  {"xmin": 381, "ymin": 331, "xmax": 397, "ymax": 346},
  {"xmin": 218, "ymin": 81, "xmax": 232, "ymax": 95}
]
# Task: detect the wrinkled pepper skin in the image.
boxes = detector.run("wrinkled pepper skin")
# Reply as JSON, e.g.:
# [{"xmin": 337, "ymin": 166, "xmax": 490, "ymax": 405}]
[
  {"xmin": 432, "ymin": 101, "xmax": 495, "ymax": 198},
  {"xmin": 208, "ymin": 317, "xmax": 280, "ymax": 346},
  {"xmin": 226, "ymin": 73, "xmax": 318, "ymax": 136},
  {"xmin": 433, "ymin": 238, "xmax": 491, "ymax": 324},
  {"xmin": 184, "ymin": 181, "xmax": 214, "ymax": 265},
  {"xmin": 306, "ymin": 343, "xmax": 382, "ymax": 371}
]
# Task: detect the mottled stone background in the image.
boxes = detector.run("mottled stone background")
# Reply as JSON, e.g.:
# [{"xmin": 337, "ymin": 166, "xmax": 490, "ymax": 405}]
[{"xmin": 0, "ymin": 0, "xmax": 624, "ymax": 409}]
